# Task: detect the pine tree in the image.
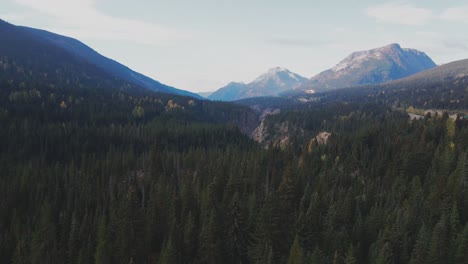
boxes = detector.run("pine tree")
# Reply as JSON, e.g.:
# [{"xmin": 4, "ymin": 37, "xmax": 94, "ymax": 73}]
[
  {"xmin": 159, "ymin": 235, "xmax": 177, "ymax": 264},
  {"xmin": 225, "ymin": 192, "xmax": 248, "ymax": 263},
  {"xmin": 287, "ymin": 235, "xmax": 304, "ymax": 264},
  {"xmin": 453, "ymin": 224, "xmax": 468, "ymax": 264},
  {"xmin": 12, "ymin": 239, "xmax": 28, "ymax": 264},
  {"xmin": 255, "ymin": 244, "xmax": 274, "ymax": 264},
  {"xmin": 344, "ymin": 244, "xmax": 357, "ymax": 264},
  {"xmin": 67, "ymin": 213, "xmax": 79, "ymax": 264},
  {"xmin": 94, "ymin": 216, "xmax": 110, "ymax": 264},
  {"xmin": 182, "ymin": 211, "xmax": 197, "ymax": 263},
  {"xmin": 198, "ymin": 209, "xmax": 222, "ymax": 263},
  {"xmin": 309, "ymin": 247, "xmax": 324, "ymax": 264},
  {"xmin": 277, "ymin": 165, "xmax": 298, "ymax": 257},
  {"xmin": 30, "ymin": 202, "xmax": 57, "ymax": 264},
  {"xmin": 376, "ymin": 242, "xmax": 393, "ymax": 264},
  {"xmin": 410, "ymin": 224, "xmax": 430, "ymax": 264},
  {"xmin": 428, "ymin": 216, "xmax": 449, "ymax": 264}
]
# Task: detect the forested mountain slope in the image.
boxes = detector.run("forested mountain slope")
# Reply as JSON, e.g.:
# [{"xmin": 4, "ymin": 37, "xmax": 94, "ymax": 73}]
[
  {"xmin": 1, "ymin": 18, "xmax": 467, "ymax": 264},
  {"xmin": 0, "ymin": 19, "xmax": 200, "ymax": 98},
  {"xmin": 1, "ymin": 97, "xmax": 467, "ymax": 263},
  {"xmin": 307, "ymin": 59, "xmax": 468, "ymax": 110}
]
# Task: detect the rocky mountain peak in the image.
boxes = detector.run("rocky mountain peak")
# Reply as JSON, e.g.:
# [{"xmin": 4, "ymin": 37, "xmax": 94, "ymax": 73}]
[
  {"xmin": 267, "ymin": 66, "xmax": 289, "ymax": 73},
  {"xmin": 300, "ymin": 43, "xmax": 436, "ymax": 92},
  {"xmin": 209, "ymin": 67, "xmax": 308, "ymax": 101}
]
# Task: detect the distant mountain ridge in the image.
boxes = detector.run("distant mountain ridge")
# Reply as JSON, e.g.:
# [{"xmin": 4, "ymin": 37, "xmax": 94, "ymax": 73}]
[
  {"xmin": 209, "ymin": 67, "xmax": 307, "ymax": 101},
  {"xmin": 198, "ymin": 91, "xmax": 214, "ymax": 98},
  {"xmin": 301, "ymin": 58, "xmax": 468, "ymax": 110},
  {"xmin": 0, "ymin": 20, "xmax": 441, "ymax": 101},
  {"xmin": 0, "ymin": 20, "xmax": 200, "ymax": 98},
  {"xmin": 236, "ymin": 58, "xmax": 468, "ymax": 114},
  {"xmin": 385, "ymin": 58, "xmax": 468, "ymax": 84},
  {"xmin": 298, "ymin": 43, "xmax": 436, "ymax": 93}
]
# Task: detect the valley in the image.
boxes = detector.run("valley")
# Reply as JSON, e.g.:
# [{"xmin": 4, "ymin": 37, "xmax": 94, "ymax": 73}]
[{"xmin": 0, "ymin": 15, "xmax": 467, "ymax": 264}]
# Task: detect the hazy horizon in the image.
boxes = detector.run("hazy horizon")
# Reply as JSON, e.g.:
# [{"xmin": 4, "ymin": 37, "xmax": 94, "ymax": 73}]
[{"xmin": 2, "ymin": 0, "xmax": 468, "ymax": 92}]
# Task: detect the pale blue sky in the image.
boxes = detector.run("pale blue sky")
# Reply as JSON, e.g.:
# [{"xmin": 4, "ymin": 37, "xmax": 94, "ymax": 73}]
[{"xmin": 2, "ymin": 0, "xmax": 468, "ymax": 92}]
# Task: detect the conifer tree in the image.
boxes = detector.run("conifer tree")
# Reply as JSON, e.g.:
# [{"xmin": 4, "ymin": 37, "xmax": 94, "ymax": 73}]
[
  {"xmin": 428, "ymin": 216, "xmax": 449, "ymax": 264},
  {"xmin": 344, "ymin": 244, "xmax": 357, "ymax": 264},
  {"xmin": 287, "ymin": 235, "xmax": 305, "ymax": 264},
  {"xmin": 410, "ymin": 224, "xmax": 430, "ymax": 264},
  {"xmin": 94, "ymin": 216, "xmax": 110, "ymax": 264}
]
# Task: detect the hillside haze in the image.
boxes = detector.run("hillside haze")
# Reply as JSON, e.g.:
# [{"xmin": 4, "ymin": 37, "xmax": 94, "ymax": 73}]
[
  {"xmin": 209, "ymin": 67, "xmax": 308, "ymax": 101},
  {"xmin": 298, "ymin": 43, "xmax": 436, "ymax": 93}
]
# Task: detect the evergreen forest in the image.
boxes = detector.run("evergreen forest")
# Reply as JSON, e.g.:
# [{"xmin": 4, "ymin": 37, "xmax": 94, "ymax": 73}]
[{"xmin": 0, "ymin": 18, "xmax": 467, "ymax": 264}]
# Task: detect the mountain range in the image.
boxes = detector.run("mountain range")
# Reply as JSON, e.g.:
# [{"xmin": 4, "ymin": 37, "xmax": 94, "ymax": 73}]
[
  {"xmin": 1, "ymin": 19, "xmax": 463, "ymax": 110},
  {"xmin": 208, "ymin": 67, "xmax": 308, "ymax": 101},
  {"xmin": 237, "ymin": 58, "xmax": 468, "ymax": 113},
  {"xmin": 209, "ymin": 43, "xmax": 437, "ymax": 101},
  {"xmin": 0, "ymin": 19, "xmax": 441, "ymax": 102},
  {"xmin": 2, "ymin": 18, "xmax": 468, "ymax": 264}
]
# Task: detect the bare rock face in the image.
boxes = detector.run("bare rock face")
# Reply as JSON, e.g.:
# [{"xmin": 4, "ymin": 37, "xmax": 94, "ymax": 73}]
[
  {"xmin": 315, "ymin": 131, "xmax": 332, "ymax": 145},
  {"xmin": 308, "ymin": 131, "xmax": 332, "ymax": 153},
  {"xmin": 252, "ymin": 120, "xmax": 268, "ymax": 143},
  {"xmin": 299, "ymin": 43, "xmax": 436, "ymax": 93},
  {"xmin": 252, "ymin": 120, "xmax": 305, "ymax": 149}
]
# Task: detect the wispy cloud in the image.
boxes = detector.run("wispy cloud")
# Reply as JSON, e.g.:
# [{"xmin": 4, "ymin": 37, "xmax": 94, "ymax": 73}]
[
  {"xmin": 2, "ymin": 0, "xmax": 192, "ymax": 46},
  {"xmin": 440, "ymin": 6, "xmax": 468, "ymax": 23},
  {"xmin": 365, "ymin": 2, "xmax": 468, "ymax": 26},
  {"xmin": 364, "ymin": 2, "xmax": 433, "ymax": 26},
  {"xmin": 268, "ymin": 35, "xmax": 328, "ymax": 47},
  {"xmin": 443, "ymin": 41, "xmax": 468, "ymax": 52}
]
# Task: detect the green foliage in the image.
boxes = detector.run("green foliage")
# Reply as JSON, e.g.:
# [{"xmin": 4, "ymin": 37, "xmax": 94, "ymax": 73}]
[
  {"xmin": 94, "ymin": 216, "xmax": 110, "ymax": 264},
  {"xmin": 159, "ymin": 235, "xmax": 177, "ymax": 264},
  {"xmin": 0, "ymin": 64, "xmax": 467, "ymax": 264},
  {"xmin": 344, "ymin": 244, "xmax": 357, "ymax": 264},
  {"xmin": 287, "ymin": 235, "xmax": 305, "ymax": 264},
  {"xmin": 131, "ymin": 105, "xmax": 144, "ymax": 118}
]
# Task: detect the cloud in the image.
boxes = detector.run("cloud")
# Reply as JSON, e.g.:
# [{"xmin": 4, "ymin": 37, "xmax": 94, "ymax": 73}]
[
  {"xmin": 443, "ymin": 41, "xmax": 468, "ymax": 51},
  {"xmin": 415, "ymin": 31, "xmax": 438, "ymax": 38},
  {"xmin": 364, "ymin": 2, "xmax": 434, "ymax": 26},
  {"xmin": 440, "ymin": 6, "xmax": 468, "ymax": 23},
  {"xmin": 2, "ymin": 0, "xmax": 192, "ymax": 46},
  {"xmin": 269, "ymin": 35, "xmax": 328, "ymax": 47}
]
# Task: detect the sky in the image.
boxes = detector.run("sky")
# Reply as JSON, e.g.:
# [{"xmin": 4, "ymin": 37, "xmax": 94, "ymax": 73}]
[{"xmin": 2, "ymin": 0, "xmax": 468, "ymax": 92}]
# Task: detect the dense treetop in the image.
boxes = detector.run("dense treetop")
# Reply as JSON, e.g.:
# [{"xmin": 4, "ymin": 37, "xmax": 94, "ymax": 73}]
[{"xmin": 1, "ymin": 17, "xmax": 467, "ymax": 264}]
